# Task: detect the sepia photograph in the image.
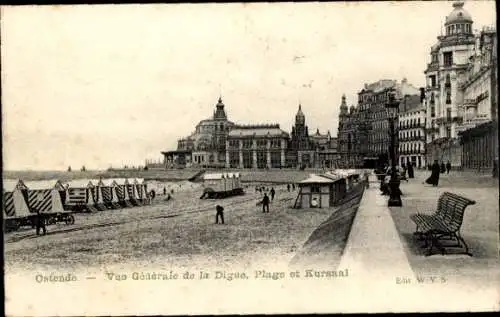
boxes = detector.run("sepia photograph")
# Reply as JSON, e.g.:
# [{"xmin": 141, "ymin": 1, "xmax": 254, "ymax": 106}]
[{"xmin": 2, "ymin": 1, "xmax": 498, "ymax": 315}]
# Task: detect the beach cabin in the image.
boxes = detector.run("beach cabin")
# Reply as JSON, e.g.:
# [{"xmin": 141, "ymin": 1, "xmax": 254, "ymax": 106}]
[
  {"xmin": 133, "ymin": 178, "xmax": 148, "ymax": 204},
  {"xmin": 24, "ymin": 180, "xmax": 66, "ymax": 214},
  {"xmin": 294, "ymin": 174, "xmax": 337, "ymax": 208},
  {"xmin": 200, "ymin": 172, "xmax": 244, "ymax": 199},
  {"xmin": 3, "ymin": 180, "xmax": 31, "ymax": 230},
  {"xmin": 95, "ymin": 178, "xmax": 121, "ymax": 209},
  {"xmin": 111, "ymin": 178, "xmax": 134, "ymax": 207},
  {"xmin": 64, "ymin": 179, "xmax": 97, "ymax": 212}
]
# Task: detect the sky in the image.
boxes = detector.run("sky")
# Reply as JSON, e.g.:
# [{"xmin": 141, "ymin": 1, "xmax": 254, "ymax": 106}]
[{"xmin": 1, "ymin": 1, "xmax": 496, "ymax": 171}]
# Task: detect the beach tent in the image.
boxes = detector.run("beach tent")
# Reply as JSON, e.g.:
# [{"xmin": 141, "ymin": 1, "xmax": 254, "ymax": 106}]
[
  {"xmin": 294, "ymin": 174, "xmax": 337, "ymax": 209},
  {"xmin": 24, "ymin": 180, "xmax": 66, "ymax": 214},
  {"xmin": 133, "ymin": 178, "xmax": 148, "ymax": 204},
  {"xmin": 3, "ymin": 179, "xmax": 30, "ymax": 218},
  {"xmin": 96, "ymin": 178, "xmax": 121, "ymax": 209},
  {"xmin": 64, "ymin": 179, "xmax": 98, "ymax": 212},
  {"xmin": 111, "ymin": 178, "xmax": 134, "ymax": 207}
]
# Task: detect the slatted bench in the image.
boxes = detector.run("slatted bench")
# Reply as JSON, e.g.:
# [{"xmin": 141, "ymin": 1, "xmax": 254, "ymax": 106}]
[{"xmin": 410, "ymin": 192, "xmax": 476, "ymax": 256}]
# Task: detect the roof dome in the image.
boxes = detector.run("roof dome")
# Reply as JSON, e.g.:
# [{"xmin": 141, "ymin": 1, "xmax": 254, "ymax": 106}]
[{"xmin": 445, "ymin": 1, "xmax": 473, "ymax": 25}]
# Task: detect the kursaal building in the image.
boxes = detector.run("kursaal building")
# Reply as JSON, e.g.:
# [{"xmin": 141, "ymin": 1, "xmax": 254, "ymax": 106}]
[
  {"xmin": 424, "ymin": 1, "xmax": 497, "ymax": 171},
  {"xmin": 162, "ymin": 97, "xmax": 339, "ymax": 169}
]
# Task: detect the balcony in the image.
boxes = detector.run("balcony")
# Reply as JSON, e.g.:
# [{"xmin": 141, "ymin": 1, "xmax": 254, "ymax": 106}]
[
  {"xmin": 399, "ymin": 149, "xmax": 426, "ymax": 155},
  {"xmin": 399, "ymin": 136, "xmax": 426, "ymax": 142}
]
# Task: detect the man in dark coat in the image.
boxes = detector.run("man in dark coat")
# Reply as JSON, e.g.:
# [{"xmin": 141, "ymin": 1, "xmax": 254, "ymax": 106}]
[
  {"xmin": 215, "ymin": 205, "xmax": 224, "ymax": 224},
  {"xmin": 425, "ymin": 160, "xmax": 441, "ymax": 187},
  {"xmin": 262, "ymin": 193, "xmax": 270, "ymax": 213},
  {"xmin": 270, "ymin": 187, "xmax": 275, "ymax": 201},
  {"xmin": 287, "ymin": 184, "xmax": 290, "ymax": 192},
  {"xmin": 35, "ymin": 210, "xmax": 46, "ymax": 235},
  {"xmin": 407, "ymin": 162, "xmax": 415, "ymax": 179},
  {"xmin": 446, "ymin": 161, "xmax": 451, "ymax": 174}
]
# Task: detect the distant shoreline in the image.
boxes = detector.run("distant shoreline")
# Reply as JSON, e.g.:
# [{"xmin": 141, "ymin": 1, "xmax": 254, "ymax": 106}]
[{"xmin": 2, "ymin": 169, "xmax": 327, "ymax": 183}]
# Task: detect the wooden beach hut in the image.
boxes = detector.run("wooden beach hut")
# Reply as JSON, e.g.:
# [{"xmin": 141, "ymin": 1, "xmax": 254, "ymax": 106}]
[
  {"xmin": 293, "ymin": 174, "xmax": 337, "ymax": 209},
  {"xmin": 64, "ymin": 179, "xmax": 98, "ymax": 212},
  {"xmin": 133, "ymin": 178, "xmax": 148, "ymax": 205},
  {"xmin": 24, "ymin": 180, "xmax": 66, "ymax": 214},
  {"xmin": 3, "ymin": 180, "xmax": 31, "ymax": 230},
  {"xmin": 96, "ymin": 178, "xmax": 121, "ymax": 209},
  {"xmin": 200, "ymin": 172, "xmax": 243, "ymax": 199},
  {"xmin": 111, "ymin": 178, "xmax": 134, "ymax": 207}
]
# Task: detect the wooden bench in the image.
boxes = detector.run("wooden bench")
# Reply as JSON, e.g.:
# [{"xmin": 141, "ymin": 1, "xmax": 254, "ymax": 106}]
[{"xmin": 410, "ymin": 192, "xmax": 476, "ymax": 256}]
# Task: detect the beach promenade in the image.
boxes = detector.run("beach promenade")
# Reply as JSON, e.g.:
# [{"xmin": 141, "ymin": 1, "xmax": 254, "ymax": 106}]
[{"xmin": 335, "ymin": 170, "xmax": 499, "ymax": 312}]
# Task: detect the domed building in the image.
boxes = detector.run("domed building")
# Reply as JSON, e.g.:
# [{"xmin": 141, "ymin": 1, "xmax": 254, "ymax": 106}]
[
  {"xmin": 424, "ymin": 1, "xmax": 497, "ymax": 170},
  {"xmin": 163, "ymin": 97, "xmax": 235, "ymax": 168}
]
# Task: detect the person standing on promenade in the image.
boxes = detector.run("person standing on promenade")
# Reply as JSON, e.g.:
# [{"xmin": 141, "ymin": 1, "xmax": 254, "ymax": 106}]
[
  {"xmin": 261, "ymin": 193, "xmax": 270, "ymax": 213},
  {"xmin": 407, "ymin": 162, "xmax": 414, "ymax": 179},
  {"xmin": 425, "ymin": 160, "xmax": 441, "ymax": 187},
  {"xmin": 270, "ymin": 187, "xmax": 275, "ymax": 201},
  {"xmin": 446, "ymin": 161, "xmax": 451, "ymax": 174},
  {"xmin": 215, "ymin": 205, "xmax": 224, "ymax": 224}
]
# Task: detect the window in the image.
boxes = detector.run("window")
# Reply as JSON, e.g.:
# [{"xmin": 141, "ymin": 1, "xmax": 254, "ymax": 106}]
[
  {"xmin": 446, "ymin": 108, "xmax": 452, "ymax": 119},
  {"xmin": 430, "ymin": 75, "xmax": 436, "ymax": 87},
  {"xmin": 446, "ymin": 127, "xmax": 451, "ymax": 138},
  {"xmin": 446, "ymin": 92, "xmax": 452, "ymax": 104},
  {"xmin": 431, "ymin": 106, "xmax": 435, "ymax": 117},
  {"xmin": 443, "ymin": 52, "xmax": 453, "ymax": 67},
  {"xmin": 311, "ymin": 185, "xmax": 321, "ymax": 193},
  {"xmin": 430, "ymin": 93, "xmax": 435, "ymax": 105}
]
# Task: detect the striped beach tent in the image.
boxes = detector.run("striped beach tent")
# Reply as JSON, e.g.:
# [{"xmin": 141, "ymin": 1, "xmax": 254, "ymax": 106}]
[
  {"xmin": 3, "ymin": 179, "xmax": 30, "ymax": 218},
  {"xmin": 133, "ymin": 178, "xmax": 148, "ymax": 204},
  {"xmin": 111, "ymin": 178, "xmax": 134, "ymax": 208},
  {"xmin": 64, "ymin": 179, "xmax": 98, "ymax": 212},
  {"xmin": 96, "ymin": 178, "xmax": 121, "ymax": 209},
  {"xmin": 24, "ymin": 180, "xmax": 66, "ymax": 214}
]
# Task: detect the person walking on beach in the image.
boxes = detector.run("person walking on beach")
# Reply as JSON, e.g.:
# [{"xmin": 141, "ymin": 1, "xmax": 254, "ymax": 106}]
[
  {"xmin": 446, "ymin": 161, "xmax": 451, "ymax": 174},
  {"xmin": 215, "ymin": 205, "xmax": 224, "ymax": 224},
  {"xmin": 261, "ymin": 193, "xmax": 270, "ymax": 213},
  {"xmin": 163, "ymin": 187, "xmax": 167, "ymax": 196},
  {"xmin": 292, "ymin": 183, "xmax": 295, "ymax": 191},
  {"xmin": 287, "ymin": 184, "xmax": 290, "ymax": 192},
  {"xmin": 34, "ymin": 209, "xmax": 46, "ymax": 236},
  {"xmin": 270, "ymin": 187, "xmax": 275, "ymax": 201},
  {"xmin": 425, "ymin": 160, "xmax": 441, "ymax": 187}
]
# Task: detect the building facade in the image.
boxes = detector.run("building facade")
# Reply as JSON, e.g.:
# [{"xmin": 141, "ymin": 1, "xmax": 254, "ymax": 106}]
[
  {"xmin": 398, "ymin": 93, "xmax": 427, "ymax": 168},
  {"xmin": 289, "ymin": 104, "xmax": 339, "ymax": 169},
  {"xmin": 337, "ymin": 95, "xmax": 363, "ymax": 168},
  {"xmin": 225, "ymin": 124, "xmax": 289, "ymax": 169},
  {"xmin": 163, "ymin": 97, "xmax": 235, "ymax": 168},
  {"xmin": 424, "ymin": 1, "xmax": 478, "ymax": 167}
]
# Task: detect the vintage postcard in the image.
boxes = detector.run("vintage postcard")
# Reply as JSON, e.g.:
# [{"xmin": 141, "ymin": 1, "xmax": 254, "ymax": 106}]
[{"xmin": 2, "ymin": 1, "xmax": 499, "ymax": 315}]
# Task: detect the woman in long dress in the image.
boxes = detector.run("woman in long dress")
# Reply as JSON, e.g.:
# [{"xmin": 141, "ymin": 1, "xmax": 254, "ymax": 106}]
[{"xmin": 425, "ymin": 160, "xmax": 441, "ymax": 187}]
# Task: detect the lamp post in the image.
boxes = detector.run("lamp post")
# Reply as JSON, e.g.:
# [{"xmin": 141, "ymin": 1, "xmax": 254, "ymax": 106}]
[{"xmin": 385, "ymin": 90, "xmax": 403, "ymax": 207}]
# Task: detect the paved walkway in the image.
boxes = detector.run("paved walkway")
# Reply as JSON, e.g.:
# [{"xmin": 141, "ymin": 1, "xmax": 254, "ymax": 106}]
[{"xmin": 338, "ymin": 185, "xmax": 415, "ymax": 282}]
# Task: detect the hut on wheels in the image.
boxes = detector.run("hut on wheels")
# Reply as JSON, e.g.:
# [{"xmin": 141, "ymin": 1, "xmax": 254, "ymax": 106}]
[
  {"xmin": 24, "ymin": 180, "xmax": 66, "ymax": 214},
  {"xmin": 293, "ymin": 173, "xmax": 349, "ymax": 209},
  {"xmin": 96, "ymin": 178, "xmax": 120, "ymax": 209},
  {"xmin": 64, "ymin": 179, "xmax": 98, "ymax": 212},
  {"xmin": 200, "ymin": 172, "xmax": 243, "ymax": 199},
  {"xmin": 133, "ymin": 178, "xmax": 148, "ymax": 205},
  {"xmin": 111, "ymin": 178, "xmax": 134, "ymax": 207},
  {"xmin": 3, "ymin": 179, "xmax": 30, "ymax": 231}
]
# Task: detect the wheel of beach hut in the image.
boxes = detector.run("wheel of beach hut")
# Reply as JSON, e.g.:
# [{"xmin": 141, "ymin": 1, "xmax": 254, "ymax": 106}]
[{"xmin": 65, "ymin": 214, "xmax": 75, "ymax": 225}]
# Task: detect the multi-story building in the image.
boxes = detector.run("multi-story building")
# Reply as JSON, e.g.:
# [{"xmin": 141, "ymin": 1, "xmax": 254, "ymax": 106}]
[
  {"xmin": 424, "ymin": 1, "xmax": 478, "ymax": 167},
  {"xmin": 163, "ymin": 97, "xmax": 235, "ymax": 168},
  {"xmin": 289, "ymin": 104, "xmax": 339, "ymax": 169},
  {"xmin": 337, "ymin": 95, "xmax": 363, "ymax": 168},
  {"xmin": 458, "ymin": 25, "xmax": 498, "ymax": 171},
  {"xmin": 225, "ymin": 124, "xmax": 289, "ymax": 169},
  {"xmin": 398, "ymin": 91, "xmax": 427, "ymax": 168},
  {"xmin": 352, "ymin": 79, "xmax": 420, "ymax": 168}
]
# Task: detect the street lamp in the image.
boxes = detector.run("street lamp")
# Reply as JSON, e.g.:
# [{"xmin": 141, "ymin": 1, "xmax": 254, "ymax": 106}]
[{"xmin": 385, "ymin": 90, "xmax": 403, "ymax": 207}]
